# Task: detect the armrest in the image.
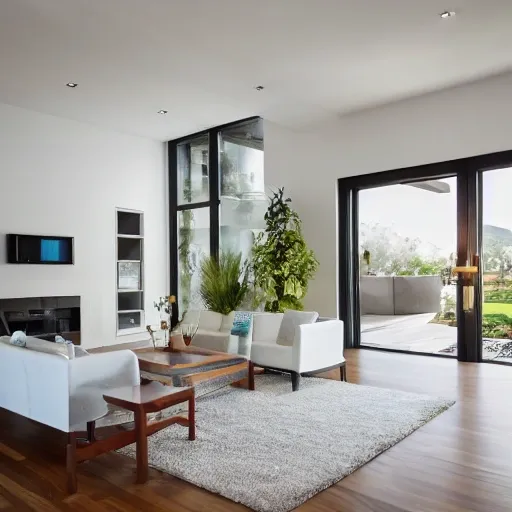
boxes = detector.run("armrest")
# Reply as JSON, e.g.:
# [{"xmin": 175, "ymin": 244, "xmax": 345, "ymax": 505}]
[
  {"xmin": 68, "ymin": 350, "xmax": 140, "ymax": 431},
  {"xmin": 68, "ymin": 350, "xmax": 140, "ymax": 395},
  {"xmin": 293, "ymin": 320, "xmax": 344, "ymax": 373}
]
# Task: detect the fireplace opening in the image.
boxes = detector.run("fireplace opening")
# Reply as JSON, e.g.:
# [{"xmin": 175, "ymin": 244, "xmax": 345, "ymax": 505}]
[{"xmin": 0, "ymin": 296, "xmax": 81, "ymax": 344}]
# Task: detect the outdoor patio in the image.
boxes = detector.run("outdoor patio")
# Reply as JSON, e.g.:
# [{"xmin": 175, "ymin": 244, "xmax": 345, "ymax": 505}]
[{"xmin": 361, "ymin": 313, "xmax": 512, "ymax": 363}]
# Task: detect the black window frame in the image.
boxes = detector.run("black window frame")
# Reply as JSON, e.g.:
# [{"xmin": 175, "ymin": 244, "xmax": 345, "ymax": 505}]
[
  {"xmin": 168, "ymin": 116, "xmax": 261, "ymax": 307},
  {"xmin": 338, "ymin": 148, "xmax": 512, "ymax": 364}
]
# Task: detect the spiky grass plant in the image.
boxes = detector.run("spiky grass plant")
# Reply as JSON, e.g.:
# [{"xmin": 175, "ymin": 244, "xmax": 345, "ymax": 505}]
[{"xmin": 199, "ymin": 251, "xmax": 249, "ymax": 315}]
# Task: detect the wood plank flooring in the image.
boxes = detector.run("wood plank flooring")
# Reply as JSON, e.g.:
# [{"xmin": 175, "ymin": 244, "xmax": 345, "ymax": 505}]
[{"xmin": 1, "ymin": 349, "xmax": 512, "ymax": 511}]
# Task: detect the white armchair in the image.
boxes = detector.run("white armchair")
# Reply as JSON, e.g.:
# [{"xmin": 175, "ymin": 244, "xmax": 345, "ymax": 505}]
[{"xmin": 250, "ymin": 314, "xmax": 345, "ymax": 391}]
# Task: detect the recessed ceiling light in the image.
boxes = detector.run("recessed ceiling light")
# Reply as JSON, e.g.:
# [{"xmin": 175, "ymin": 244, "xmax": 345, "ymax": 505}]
[
  {"xmin": 440, "ymin": 11, "xmax": 456, "ymax": 19},
  {"xmin": 66, "ymin": 82, "xmax": 78, "ymax": 88},
  {"xmin": 157, "ymin": 110, "xmax": 168, "ymax": 114},
  {"xmin": 254, "ymin": 85, "xmax": 264, "ymax": 91}
]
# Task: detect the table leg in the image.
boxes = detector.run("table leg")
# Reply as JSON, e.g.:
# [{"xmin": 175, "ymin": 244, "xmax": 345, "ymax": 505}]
[
  {"xmin": 248, "ymin": 360, "xmax": 255, "ymax": 391},
  {"xmin": 86, "ymin": 421, "xmax": 96, "ymax": 442},
  {"xmin": 134, "ymin": 406, "xmax": 148, "ymax": 484},
  {"xmin": 188, "ymin": 393, "xmax": 196, "ymax": 441},
  {"xmin": 66, "ymin": 431, "xmax": 77, "ymax": 494}
]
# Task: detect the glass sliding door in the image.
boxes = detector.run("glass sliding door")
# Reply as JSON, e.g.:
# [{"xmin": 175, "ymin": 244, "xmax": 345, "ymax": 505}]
[
  {"xmin": 358, "ymin": 178, "xmax": 458, "ymax": 355},
  {"xmin": 339, "ymin": 149, "xmax": 512, "ymax": 364},
  {"xmin": 481, "ymin": 168, "xmax": 512, "ymax": 363}
]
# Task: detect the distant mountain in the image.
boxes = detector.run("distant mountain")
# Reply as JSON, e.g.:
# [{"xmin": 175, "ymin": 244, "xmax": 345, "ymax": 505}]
[{"xmin": 484, "ymin": 225, "xmax": 512, "ymax": 245}]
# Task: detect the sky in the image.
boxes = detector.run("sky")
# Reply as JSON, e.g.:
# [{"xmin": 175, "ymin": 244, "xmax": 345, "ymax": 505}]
[{"xmin": 358, "ymin": 169, "xmax": 512, "ymax": 258}]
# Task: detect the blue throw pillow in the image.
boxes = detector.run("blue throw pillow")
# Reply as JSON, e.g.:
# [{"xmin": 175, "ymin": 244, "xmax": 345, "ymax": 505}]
[{"xmin": 231, "ymin": 312, "xmax": 252, "ymax": 337}]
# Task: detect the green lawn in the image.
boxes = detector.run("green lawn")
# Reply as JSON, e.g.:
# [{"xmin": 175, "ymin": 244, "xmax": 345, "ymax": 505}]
[{"xmin": 483, "ymin": 302, "xmax": 512, "ymax": 315}]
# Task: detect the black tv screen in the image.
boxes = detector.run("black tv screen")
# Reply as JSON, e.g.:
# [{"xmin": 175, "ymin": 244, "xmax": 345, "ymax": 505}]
[{"xmin": 7, "ymin": 234, "xmax": 74, "ymax": 264}]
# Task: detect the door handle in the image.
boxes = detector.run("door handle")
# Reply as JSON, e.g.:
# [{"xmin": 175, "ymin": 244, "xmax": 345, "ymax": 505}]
[{"xmin": 452, "ymin": 255, "xmax": 479, "ymax": 312}]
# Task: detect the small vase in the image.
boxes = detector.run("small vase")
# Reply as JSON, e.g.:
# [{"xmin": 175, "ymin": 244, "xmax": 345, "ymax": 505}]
[{"xmin": 159, "ymin": 311, "xmax": 170, "ymax": 347}]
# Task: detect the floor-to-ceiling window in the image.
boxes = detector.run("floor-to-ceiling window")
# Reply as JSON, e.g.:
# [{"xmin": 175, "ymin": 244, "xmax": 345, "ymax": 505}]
[
  {"xmin": 219, "ymin": 119, "xmax": 266, "ymax": 262},
  {"xmin": 174, "ymin": 135, "xmax": 211, "ymax": 313},
  {"xmin": 169, "ymin": 117, "xmax": 264, "ymax": 313}
]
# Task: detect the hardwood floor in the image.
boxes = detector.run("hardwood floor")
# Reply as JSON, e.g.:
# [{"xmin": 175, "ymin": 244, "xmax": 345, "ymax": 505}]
[{"xmin": 1, "ymin": 349, "xmax": 512, "ymax": 511}]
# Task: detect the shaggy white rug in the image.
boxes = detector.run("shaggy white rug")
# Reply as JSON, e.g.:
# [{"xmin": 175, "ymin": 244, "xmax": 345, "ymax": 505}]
[{"xmin": 119, "ymin": 375, "xmax": 454, "ymax": 512}]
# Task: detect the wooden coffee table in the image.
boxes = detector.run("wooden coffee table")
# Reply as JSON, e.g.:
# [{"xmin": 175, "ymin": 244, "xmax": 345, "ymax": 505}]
[{"xmin": 135, "ymin": 345, "xmax": 255, "ymax": 390}]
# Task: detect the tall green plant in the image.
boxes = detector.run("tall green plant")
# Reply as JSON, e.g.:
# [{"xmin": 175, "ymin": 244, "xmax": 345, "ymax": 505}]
[
  {"xmin": 252, "ymin": 188, "xmax": 318, "ymax": 312},
  {"xmin": 200, "ymin": 251, "xmax": 249, "ymax": 315}
]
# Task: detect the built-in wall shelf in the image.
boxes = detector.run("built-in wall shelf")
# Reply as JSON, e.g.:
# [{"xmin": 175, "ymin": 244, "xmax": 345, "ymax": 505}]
[{"xmin": 116, "ymin": 209, "xmax": 144, "ymax": 335}]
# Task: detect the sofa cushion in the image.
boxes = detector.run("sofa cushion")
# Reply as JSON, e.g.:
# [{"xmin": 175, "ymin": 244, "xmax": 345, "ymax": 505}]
[
  {"xmin": 251, "ymin": 342, "xmax": 293, "ymax": 370},
  {"xmin": 220, "ymin": 311, "xmax": 235, "ymax": 333},
  {"xmin": 252, "ymin": 313, "xmax": 283, "ymax": 343},
  {"xmin": 26, "ymin": 336, "xmax": 74, "ymax": 358},
  {"xmin": 199, "ymin": 311, "xmax": 223, "ymax": 331},
  {"xmin": 191, "ymin": 330, "xmax": 231, "ymax": 352},
  {"xmin": 276, "ymin": 310, "xmax": 319, "ymax": 347},
  {"xmin": 181, "ymin": 310, "xmax": 200, "ymax": 325}
]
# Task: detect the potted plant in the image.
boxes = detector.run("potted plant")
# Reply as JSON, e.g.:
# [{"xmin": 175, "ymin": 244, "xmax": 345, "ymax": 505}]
[
  {"xmin": 199, "ymin": 251, "xmax": 249, "ymax": 315},
  {"xmin": 252, "ymin": 187, "xmax": 318, "ymax": 312}
]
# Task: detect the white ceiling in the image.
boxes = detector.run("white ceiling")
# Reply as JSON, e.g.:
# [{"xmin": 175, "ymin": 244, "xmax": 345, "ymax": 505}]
[{"xmin": 2, "ymin": 0, "xmax": 512, "ymax": 141}]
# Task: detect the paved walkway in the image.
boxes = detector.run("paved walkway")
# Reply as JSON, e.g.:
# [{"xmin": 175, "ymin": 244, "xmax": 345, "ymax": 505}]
[
  {"xmin": 361, "ymin": 314, "xmax": 512, "ymax": 362},
  {"xmin": 361, "ymin": 313, "xmax": 456, "ymax": 353}
]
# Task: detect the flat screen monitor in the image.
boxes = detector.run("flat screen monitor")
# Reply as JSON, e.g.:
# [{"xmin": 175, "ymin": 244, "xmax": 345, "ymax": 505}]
[{"xmin": 7, "ymin": 234, "xmax": 74, "ymax": 264}]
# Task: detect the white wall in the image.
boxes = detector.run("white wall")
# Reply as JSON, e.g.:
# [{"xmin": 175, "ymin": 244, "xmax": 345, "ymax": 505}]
[
  {"xmin": 264, "ymin": 72, "xmax": 512, "ymax": 317},
  {"xmin": 0, "ymin": 103, "xmax": 167, "ymax": 349}
]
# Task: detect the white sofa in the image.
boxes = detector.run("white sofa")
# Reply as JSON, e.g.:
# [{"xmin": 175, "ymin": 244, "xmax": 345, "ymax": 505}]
[
  {"xmin": 182, "ymin": 310, "xmax": 244, "ymax": 354},
  {"xmin": 250, "ymin": 313, "xmax": 345, "ymax": 391},
  {"xmin": 0, "ymin": 336, "xmax": 140, "ymax": 433}
]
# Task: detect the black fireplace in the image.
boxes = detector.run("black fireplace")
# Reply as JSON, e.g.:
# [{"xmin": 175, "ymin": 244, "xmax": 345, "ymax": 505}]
[{"xmin": 0, "ymin": 295, "xmax": 81, "ymax": 344}]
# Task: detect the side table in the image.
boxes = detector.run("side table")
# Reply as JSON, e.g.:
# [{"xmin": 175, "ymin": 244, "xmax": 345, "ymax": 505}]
[
  {"xmin": 67, "ymin": 382, "xmax": 195, "ymax": 492},
  {"xmin": 103, "ymin": 382, "xmax": 195, "ymax": 484}
]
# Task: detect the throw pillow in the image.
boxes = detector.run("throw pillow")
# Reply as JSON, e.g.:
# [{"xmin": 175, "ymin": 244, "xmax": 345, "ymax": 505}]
[
  {"xmin": 220, "ymin": 311, "xmax": 235, "ymax": 333},
  {"xmin": 231, "ymin": 312, "xmax": 253, "ymax": 337},
  {"xmin": 276, "ymin": 310, "xmax": 319, "ymax": 347},
  {"xmin": 10, "ymin": 330, "xmax": 27, "ymax": 347}
]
